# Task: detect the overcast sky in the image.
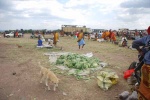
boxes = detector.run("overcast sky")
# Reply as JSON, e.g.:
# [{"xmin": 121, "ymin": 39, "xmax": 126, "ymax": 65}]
[{"xmin": 0, "ymin": 0, "xmax": 150, "ymax": 30}]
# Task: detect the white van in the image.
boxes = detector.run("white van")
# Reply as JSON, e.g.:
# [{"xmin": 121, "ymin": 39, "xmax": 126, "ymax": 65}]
[{"xmin": 5, "ymin": 32, "xmax": 14, "ymax": 38}]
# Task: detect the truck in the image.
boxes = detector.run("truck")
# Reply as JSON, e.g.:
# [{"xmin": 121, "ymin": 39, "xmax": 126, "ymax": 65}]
[{"xmin": 61, "ymin": 25, "xmax": 91, "ymax": 36}]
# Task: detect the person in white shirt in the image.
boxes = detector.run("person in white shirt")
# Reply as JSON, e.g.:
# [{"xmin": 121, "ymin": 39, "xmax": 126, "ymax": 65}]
[{"xmin": 121, "ymin": 35, "xmax": 128, "ymax": 47}]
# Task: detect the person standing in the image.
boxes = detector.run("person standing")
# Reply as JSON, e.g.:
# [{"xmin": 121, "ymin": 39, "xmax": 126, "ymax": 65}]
[
  {"xmin": 15, "ymin": 30, "xmax": 18, "ymax": 38},
  {"xmin": 109, "ymin": 29, "xmax": 112, "ymax": 42},
  {"xmin": 135, "ymin": 30, "xmax": 140, "ymax": 40},
  {"xmin": 110, "ymin": 30, "xmax": 116, "ymax": 43},
  {"xmin": 77, "ymin": 30, "xmax": 85, "ymax": 50},
  {"xmin": 3, "ymin": 32, "xmax": 6, "ymax": 38},
  {"xmin": 74, "ymin": 31, "xmax": 78, "ymax": 39},
  {"xmin": 53, "ymin": 31, "xmax": 59, "ymax": 47},
  {"xmin": 132, "ymin": 26, "xmax": 150, "ymax": 99},
  {"xmin": 101, "ymin": 30, "xmax": 110, "ymax": 41},
  {"xmin": 60, "ymin": 30, "xmax": 64, "ymax": 37},
  {"xmin": 95, "ymin": 33, "xmax": 98, "ymax": 41}
]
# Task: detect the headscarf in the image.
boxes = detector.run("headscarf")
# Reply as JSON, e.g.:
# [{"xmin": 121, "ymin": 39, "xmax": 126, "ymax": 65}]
[{"xmin": 147, "ymin": 26, "xmax": 150, "ymax": 35}]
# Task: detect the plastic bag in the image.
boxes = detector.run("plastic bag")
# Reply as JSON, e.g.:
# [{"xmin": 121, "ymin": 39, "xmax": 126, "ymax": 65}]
[
  {"xmin": 123, "ymin": 69, "xmax": 134, "ymax": 79},
  {"xmin": 97, "ymin": 71, "xmax": 119, "ymax": 90}
]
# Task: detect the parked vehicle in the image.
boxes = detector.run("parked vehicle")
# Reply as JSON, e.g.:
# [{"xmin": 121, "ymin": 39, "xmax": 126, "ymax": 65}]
[
  {"xmin": 61, "ymin": 25, "xmax": 90, "ymax": 36},
  {"xmin": 5, "ymin": 31, "xmax": 23, "ymax": 38},
  {"xmin": 18, "ymin": 32, "xmax": 23, "ymax": 37},
  {"xmin": 5, "ymin": 31, "xmax": 14, "ymax": 38}
]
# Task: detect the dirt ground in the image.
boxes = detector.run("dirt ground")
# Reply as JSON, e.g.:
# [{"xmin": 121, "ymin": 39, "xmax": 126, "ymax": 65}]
[{"xmin": 0, "ymin": 34, "xmax": 138, "ymax": 100}]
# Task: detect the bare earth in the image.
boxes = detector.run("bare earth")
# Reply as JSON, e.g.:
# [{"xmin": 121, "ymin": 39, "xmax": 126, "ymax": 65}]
[{"xmin": 0, "ymin": 34, "xmax": 138, "ymax": 100}]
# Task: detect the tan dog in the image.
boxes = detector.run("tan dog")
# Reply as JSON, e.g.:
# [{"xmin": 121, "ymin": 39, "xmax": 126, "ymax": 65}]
[{"xmin": 39, "ymin": 62, "xmax": 59, "ymax": 91}]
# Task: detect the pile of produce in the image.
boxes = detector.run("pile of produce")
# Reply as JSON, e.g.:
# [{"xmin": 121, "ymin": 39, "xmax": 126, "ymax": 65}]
[
  {"xmin": 56, "ymin": 53, "xmax": 100, "ymax": 70},
  {"xmin": 97, "ymin": 71, "xmax": 119, "ymax": 90}
]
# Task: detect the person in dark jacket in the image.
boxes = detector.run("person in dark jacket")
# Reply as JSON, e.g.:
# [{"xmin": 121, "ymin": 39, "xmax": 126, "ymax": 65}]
[{"xmin": 132, "ymin": 26, "xmax": 150, "ymax": 99}]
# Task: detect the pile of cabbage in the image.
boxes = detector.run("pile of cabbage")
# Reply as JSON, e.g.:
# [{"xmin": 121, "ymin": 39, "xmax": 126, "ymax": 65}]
[{"xmin": 56, "ymin": 53, "xmax": 100, "ymax": 70}]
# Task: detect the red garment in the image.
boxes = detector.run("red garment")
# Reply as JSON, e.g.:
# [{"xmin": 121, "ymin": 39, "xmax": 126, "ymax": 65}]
[
  {"xmin": 110, "ymin": 32, "xmax": 116, "ymax": 41},
  {"xmin": 147, "ymin": 26, "xmax": 150, "ymax": 35},
  {"xmin": 15, "ymin": 32, "xmax": 18, "ymax": 37},
  {"xmin": 75, "ymin": 33, "xmax": 78, "ymax": 36},
  {"xmin": 77, "ymin": 32, "xmax": 79, "ymax": 37},
  {"xmin": 123, "ymin": 69, "xmax": 134, "ymax": 79}
]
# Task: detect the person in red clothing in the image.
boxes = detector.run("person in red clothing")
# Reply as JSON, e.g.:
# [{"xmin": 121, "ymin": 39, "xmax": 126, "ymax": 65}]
[
  {"xmin": 110, "ymin": 30, "xmax": 116, "ymax": 43},
  {"xmin": 15, "ymin": 30, "xmax": 18, "ymax": 37},
  {"xmin": 75, "ymin": 31, "xmax": 78, "ymax": 39},
  {"xmin": 76, "ymin": 31, "xmax": 79, "ymax": 38}
]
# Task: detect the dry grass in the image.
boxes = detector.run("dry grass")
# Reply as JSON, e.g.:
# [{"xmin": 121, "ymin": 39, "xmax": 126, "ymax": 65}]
[{"xmin": 0, "ymin": 34, "xmax": 139, "ymax": 100}]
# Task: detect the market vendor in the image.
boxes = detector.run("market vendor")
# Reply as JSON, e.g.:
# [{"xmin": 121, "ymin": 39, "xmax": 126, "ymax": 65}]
[
  {"xmin": 53, "ymin": 31, "xmax": 59, "ymax": 47},
  {"xmin": 37, "ymin": 37, "xmax": 43, "ymax": 46},
  {"xmin": 77, "ymin": 30, "xmax": 85, "ymax": 50}
]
